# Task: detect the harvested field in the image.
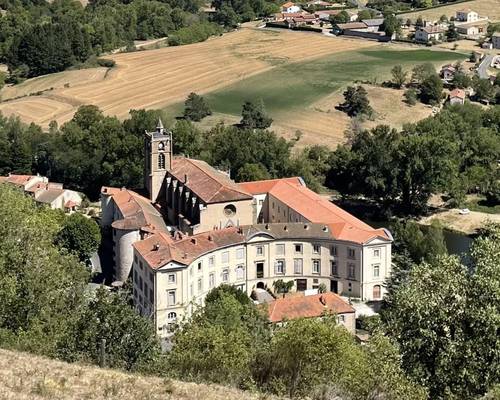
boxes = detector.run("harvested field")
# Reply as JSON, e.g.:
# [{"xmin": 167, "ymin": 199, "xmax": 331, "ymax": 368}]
[
  {"xmin": 0, "ymin": 27, "xmax": 376, "ymax": 128},
  {"xmin": 400, "ymin": 0, "xmax": 500, "ymax": 22},
  {"xmin": 0, "ymin": 348, "xmax": 275, "ymax": 400}
]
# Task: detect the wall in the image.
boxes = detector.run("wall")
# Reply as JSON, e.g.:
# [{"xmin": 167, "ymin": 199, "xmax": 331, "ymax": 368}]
[
  {"xmin": 197, "ymin": 200, "xmax": 254, "ymax": 234},
  {"xmin": 114, "ymin": 228, "xmax": 140, "ymax": 282}
]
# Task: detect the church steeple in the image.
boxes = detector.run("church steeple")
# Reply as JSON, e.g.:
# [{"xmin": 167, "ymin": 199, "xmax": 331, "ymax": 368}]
[{"xmin": 144, "ymin": 119, "xmax": 172, "ymax": 203}]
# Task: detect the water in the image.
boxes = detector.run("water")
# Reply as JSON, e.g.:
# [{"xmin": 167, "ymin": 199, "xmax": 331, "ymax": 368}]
[{"xmin": 442, "ymin": 230, "xmax": 473, "ymax": 256}]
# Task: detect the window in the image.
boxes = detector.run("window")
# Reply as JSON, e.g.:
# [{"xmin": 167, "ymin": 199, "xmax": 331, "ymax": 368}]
[
  {"xmin": 312, "ymin": 259, "xmax": 321, "ymax": 274},
  {"xmin": 294, "ymin": 243, "xmax": 303, "ymax": 253},
  {"xmin": 133, "ymin": 270, "xmax": 138, "ymax": 282},
  {"xmin": 256, "ymin": 246, "xmax": 264, "ymax": 256},
  {"xmin": 167, "ymin": 290, "xmax": 176, "ymax": 306},
  {"xmin": 338, "ymin": 314, "xmax": 345, "ymax": 323},
  {"xmin": 373, "ymin": 264, "xmax": 380, "ymax": 278},
  {"xmin": 167, "ymin": 312, "xmax": 177, "ymax": 321},
  {"xmin": 256, "ymin": 262, "xmax": 264, "ymax": 278},
  {"xmin": 197, "ymin": 262, "xmax": 202, "ymax": 272},
  {"xmin": 149, "ymin": 288, "xmax": 154, "ymax": 302},
  {"xmin": 348, "ymin": 263, "xmax": 355, "ymax": 279},
  {"xmin": 294, "ymin": 258, "xmax": 303, "ymax": 274},
  {"xmin": 236, "ymin": 248, "xmax": 245, "ymax": 260},
  {"xmin": 313, "ymin": 244, "xmax": 321, "ymax": 254},
  {"xmin": 275, "ymin": 243, "xmax": 285, "ymax": 256},
  {"xmin": 330, "ymin": 260, "xmax": 338, "ymax": 276},
  {"xmin": 222, "ymin": 269, "xmax": 229, "ymax": 282},
  {"xmin": 259, "ymin": 199, "xmax": 263, "ymax": 205},
  {"xmin": 236, "ymin": 265, "xmax": 245, "ymax": 280},
  {"xmin": 221, "ymin": 251, "xmax": 229, "ymax": 264},
  {"xmin": 209, "ymin": 272, "xmax": 215, "ymax": 288},
  {"xmin": 373, "ymin": 249, "xmax": 380, "ymax": 258},
  {"xmin": 139, "ymin": 261, "xmax": 143, "ymax": 270},
  {"xmin": 149, "ymin": 271, "xmax": 154, "ymax": 283},
  {"xmin": 158, "ymin": 153, "xmax": 165, "ymax": 169},
  {"xmin": 209, "ymin": 256, "xmax": 214, "ymax": 267},
  {"xmin": 197, "ymin": 278, "xmax": 202, "ymax": 292},
  {"xmin": 189, "ymin": 267, "xmax": 193, "ymax": 277},
  {"xmin": 275, "ymin": 260, "xmax": 285, "ymax": 275},
  {"xmin": 373, "ymin": 285, "xmax": 381, "ymax": 299},
  {"xmin": 348, "ymin": 248, "xmax": 355, "ymax": 259},
  {"xmin": 168, "ymin": 273, "xmax": 176, "ymax": 284},
  {"xmin": 331, "ymin": 246, "xmax": 337, "ymax": 256},
  {"xmin": 223, "ymin": 204, "xmax": 236, "ymax": 216},
  {"xmin": 139, "ymin": 276, "xmax": 143, "ymax": 291}
]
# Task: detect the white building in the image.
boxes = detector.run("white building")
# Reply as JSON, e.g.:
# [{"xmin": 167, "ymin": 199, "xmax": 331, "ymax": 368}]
[{"xmin": 455, "ymin": 9, "xmax": 479, "ymax": 23}]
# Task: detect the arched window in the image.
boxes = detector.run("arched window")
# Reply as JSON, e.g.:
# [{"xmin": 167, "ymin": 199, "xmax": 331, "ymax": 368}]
[
  {"xmin": 167, "ymin": 312, "xmax": 177, "ymax": 320},
  {"xmin": 158, "ymin": 153, "xmax": 165, "ymax": 169},
  {"xmin": 373, "ymin": 285, "xmax": 381, "ymax": 300}
]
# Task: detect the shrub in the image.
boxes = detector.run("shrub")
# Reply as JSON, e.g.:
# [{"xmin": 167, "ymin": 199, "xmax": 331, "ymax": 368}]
[{"xmin": 97, "ymin": 59, "xmax": 116, "ymax": 68}]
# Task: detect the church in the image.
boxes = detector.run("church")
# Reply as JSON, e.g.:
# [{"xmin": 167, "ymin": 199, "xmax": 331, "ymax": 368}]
[{"xmin": 101, "ymin": 121, "xmax": 393, "ymax": 336}]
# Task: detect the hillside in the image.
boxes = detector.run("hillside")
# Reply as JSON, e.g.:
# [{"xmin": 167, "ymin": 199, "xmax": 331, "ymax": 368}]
[{"xmin": 0, "ymin": 349, "xmax": 271, "ymax": 400}]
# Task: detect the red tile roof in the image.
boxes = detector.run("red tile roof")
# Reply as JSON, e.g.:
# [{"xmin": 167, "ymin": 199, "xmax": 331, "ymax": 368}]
[
  {"xmin": 267, "ymin": 292, "xmax": 355, "ymax": 323},
  {"xmin": 169, "ymin": 159, "xmax": 252, "ymax": 204},
  {"xmin": 282, "ymin": 1, "xmax": 295, "ymax": 7},
  {"xmin": 450, "ymin": 88, "xmax": 466, "ymax": 99},
  {"xmin": 268, "ymin": 181, "xmax": 389, "ymax": 244},
  {"xmin": 238, "ymin": 177, "xmax": 303, "ymax": 194}
]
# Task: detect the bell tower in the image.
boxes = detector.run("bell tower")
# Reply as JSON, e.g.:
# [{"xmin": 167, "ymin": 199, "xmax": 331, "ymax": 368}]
[{"xmin": 144, "ymin": 119, "xmax": 172, "ymax": 203}]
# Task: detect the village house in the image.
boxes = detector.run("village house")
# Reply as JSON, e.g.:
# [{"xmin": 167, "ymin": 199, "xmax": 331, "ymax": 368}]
[
  {"xmin": 456, "ymin": 20, "xmax": 488, "ymax": 38},
  {"xmin": 100, "ymin": 121, "xmax": 393, "ymax": 337},
  {"xmin": 0, "ymin": 174, "xmax": 82, "ymax": 212},
  {"xmin": 440, "ymin": 64, "xmax": 456, "ymax": 82},
  {"xmin": 281, "ymin": 1, "xmax": 301, "ymax": 13},
  {"xmin": 455, "ymin": 9, "xmax": 479, "ymax": 23},
  {"xmin": 449, "ymin": 88, "xmax": 466, "ymax": 105},
  {"xmin": 414, "ymin": 25, "xmax": 445, "ymax": 42},
  {"xmin": 266, "ymin": 291, "xmax": 356, "ymax": 333},
  {"xmin": 361, "ymin": 18, "xmax": 384, "ymax": 32}
]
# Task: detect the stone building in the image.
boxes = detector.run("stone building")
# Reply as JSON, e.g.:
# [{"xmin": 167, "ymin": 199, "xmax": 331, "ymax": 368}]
[{"xmin": 102, "ymin": 120, "xmax": 393, "ymax": 335}]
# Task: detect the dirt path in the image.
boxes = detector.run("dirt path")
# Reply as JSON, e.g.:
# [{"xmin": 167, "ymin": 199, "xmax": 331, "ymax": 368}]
[{"xmin": 419, "ymin": 209, "xmax": 500, "ymax": 235}]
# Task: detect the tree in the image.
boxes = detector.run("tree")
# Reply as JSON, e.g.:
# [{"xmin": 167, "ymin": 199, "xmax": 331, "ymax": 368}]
[
  {"xmin": 330, "ymin": 10, "xmax": 350, "ymax": 24},
  {"xmin": 56, "ymin": 213, "xmax": 101, "ymax": 262},
  {"xmin": 236, "ymin": 162, "xmax": 271, "ymax": 182},
  {"xmin": 391, "ymin": 65, "xmax": 408, "ymax": 88},
  {"xmin": 272, "ymin": 279, "xmax": 294, "ymax": 294},
  {"xmin": 404, "ymin": 88, "xmax": 417, "ymax": 105},
  {"xmin": 240, "ymin": 100, "xmax": 273, "ymax": 129},
  {"xmin": 473, "ymin": 77, "xmax": 495, "ymax": 103},
  {"xmin": 419, "ymin": 73, "xmax": 443, "ymax": 104},
  {"xmin": 452, "ymin": 71, "xmax": 472, "ymax": 89},
  {"xmin": 183, "ymin": 92, "xmax": 212, "ymax": 121},
  {"xmin": 446, "ymin": 23, "xmax": 459, "ymax": 41},
  {"xmin": 358, "ymin": 9, "xmax": 373, "ymax": 20},
  {"xmin": 411, "ymin": 63, "xmax": 436, "ymax": 85},
  {"xmin": 340, "ymin": 85, "xmax": 373, "ymax": 117},
  {"xmin": 415, "ymin": 16, "xmax": 424, "ymax": 28},
  {"xmin": 381, "ymin": 14, "xmax": 401, "ymax": 37},
  {"xmin": 172, "ymin": 119, "xmax": 204, "ymax": 157}
]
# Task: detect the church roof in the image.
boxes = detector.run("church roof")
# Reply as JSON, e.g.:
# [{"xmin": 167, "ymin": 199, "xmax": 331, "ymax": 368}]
[{"xmin": 169, "ymin": 158, "xmax": 253, "ymax": 204}]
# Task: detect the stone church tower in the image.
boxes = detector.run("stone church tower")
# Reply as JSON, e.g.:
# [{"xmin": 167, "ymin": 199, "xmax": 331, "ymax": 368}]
[{"xmin": 144, "ymin": 119, "xmax": 172, "ymax": 203}]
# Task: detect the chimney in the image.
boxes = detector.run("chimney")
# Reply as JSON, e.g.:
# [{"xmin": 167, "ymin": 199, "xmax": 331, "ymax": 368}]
[
  {"xmin": 103, "ymin": 187, "xmax": 107, "ymax": 193},
  {"xmin": 191, "ymin": 238, "xmax": 197, "ymax": 245}
]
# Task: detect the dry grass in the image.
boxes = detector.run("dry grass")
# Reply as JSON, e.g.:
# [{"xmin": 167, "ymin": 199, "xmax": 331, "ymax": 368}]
[
  {"xmin": 400, "ymin": 0, "xmax": 500, "ymax": 22},
  {"xmin": 0, "ymin": 348, "xmax": 274, "ymax": 400},
  {"xmin": 419, "ymin": 208, "xmax": 500, "ymax": 234},
  {"xmin": 0, "ymin": 27, "xmax": 375, "ymax": 128}
]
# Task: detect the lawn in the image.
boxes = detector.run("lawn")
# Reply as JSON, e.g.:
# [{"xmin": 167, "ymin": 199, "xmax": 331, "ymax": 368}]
[{"xmin": 202, "ymin": 48, "xmax": 467, "ymax": 117}]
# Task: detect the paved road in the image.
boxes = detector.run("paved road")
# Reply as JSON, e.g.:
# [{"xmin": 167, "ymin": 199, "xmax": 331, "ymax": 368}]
[{"xmin": 478, "ymin": 54, "xmax": 494, "ymax": 79}]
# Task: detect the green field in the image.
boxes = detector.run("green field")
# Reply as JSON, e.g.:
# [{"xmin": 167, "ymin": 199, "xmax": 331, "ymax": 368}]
[{"xmin": 194, "ymin": 48, "xmax": 467, "ymax": 117}]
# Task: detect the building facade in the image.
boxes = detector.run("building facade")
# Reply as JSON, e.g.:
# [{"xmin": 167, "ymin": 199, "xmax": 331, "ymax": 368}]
[{"xmin": 101, "ymin": 121, "xmax": 393, "ymax": 335}]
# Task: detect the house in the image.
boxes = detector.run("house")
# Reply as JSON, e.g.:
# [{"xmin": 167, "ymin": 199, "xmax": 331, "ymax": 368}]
[
  {"xmin": 449, "ymin": 88, "xmax": 466, "ymax": 105},
  {"xmin": 361, "ymin": 18, "xmax": 384, "ymax": 32},
  {"xmin": 440, "ymin": 64, "xmax": 456, "ymax": 81},
  {"xmin": 305, "ymin": 0, "xmax": 332, "ymax": 7},
  {"xmin": 414, "ymin": 25, "xmax": 445, "ymax": 42},
  {"xmin": 281, "ymin": 1, "xmax": 301, "ymax": 13},
  {"xmin": 493, "ymin": 32, "xmax": 500, "ymax": 49},
  {"xmin": 0, "ymin": 174, "xmax": 82, "ymax": 211},
  {"xmin": 266, "ymin": 292, "xmax": 356, "ymax": 333},
  {"xmin": 333, "ymin": 21, "xmax": 368, "ymax": 34},
  {"xmin": 456, "ymin": 20, "xmax": 488, "ymax": 38},
  {"xmin": 100, "ymin": 120, "xmax": 394, "ymax": 337},
  {"xmin": 455, "ymin": 9, "xmax": 479, "ymax": 23},
  {"xmin": 315, "ymin": 9, "xmax": 357, "ymax": 22}
]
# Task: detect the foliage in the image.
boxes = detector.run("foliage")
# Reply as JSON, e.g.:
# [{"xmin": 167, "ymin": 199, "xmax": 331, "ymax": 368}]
[
  {"xmin": 404, "ymin": 88, "xmax": 417, "ymax": 105},
  {"xmin": 272, "ymin": 279, "xmax": 294, "ymax": 294},
  {"xmin": 204, "ymin": 283, "xmax": 251, "ymax": 305},
  {"xmin": 381, "ymin": 14, "xmax": 401, "ymax": 37},
  {"xmin": 381, "ymin": 225, "xmax": 500, "ymax": 399},
  {"xmin": 339, "ymin": 85, "xmax": 373, "ymax": 117},
  {"xmin": 445, "ymin": 23, "xmax": 458, "ymax": 41},
  {"xmin": 56, "ymin": 213, "xmax": 101, "ymax": 262},
  {"xmin": 419, "ymin": 73, "xmax": 443, "ymax": 104},
  {"xmin": 167, "ymin": 22, "xmax": 223, "ymax": 46},
  {"xmin": 183, "ymin": 92, "xmax": 212, "ymax": 121},
  {"xmin": 391, "ymin": 64, "xmax": 407, "ymax": 88},
  {"xmin": 330, "ymin": 10, "xmax": 350, "ymax": 24},
  {"xmin": 240, "ymin": 100, "xmax": 273, "ymax": 129},
  {"xmin": 473, "ymin": 77, "xmax": 496, "ymax": 103},
  {"xmin": 452, "ymin": 70, "xmax": 472, "ymax": 89}
]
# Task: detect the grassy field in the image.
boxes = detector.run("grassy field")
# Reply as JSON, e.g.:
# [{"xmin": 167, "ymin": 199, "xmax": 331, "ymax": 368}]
[
  {"xmin": 0, "ymin": 348, "xmax": 276, "ymax": 400},
  {"xmin": 0, "ymin": 27, "xmax": 376, "ymax": 128},
  {"xmin": 182, "ymin": 47, "xmax": 466, "ymax": 147},
  {"xmin": 400, "ymin": 0, "xmax": 500, "ymax": 22}
]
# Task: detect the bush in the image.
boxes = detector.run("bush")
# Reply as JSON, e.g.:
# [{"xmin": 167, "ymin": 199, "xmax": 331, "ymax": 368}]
[
  {"xmin": 168, "ymin": 22, "xmax": 224, "ymax": 46},
  {"xmin": 97, "ymin": 58, "xmax": 116, "ymax": 68}
]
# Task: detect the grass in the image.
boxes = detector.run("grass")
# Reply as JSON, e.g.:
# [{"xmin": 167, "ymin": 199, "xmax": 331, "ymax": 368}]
[
  {"xmin": 465, "ymin": 198, "xmax": 500, "ymax": 214},
  {"xmin": 0, "ymin": 348, "xmax": 276, "ymax": 400},
  {"xmin": 194, "ymin": 48, "xmax": 467, "ymax": 117}
]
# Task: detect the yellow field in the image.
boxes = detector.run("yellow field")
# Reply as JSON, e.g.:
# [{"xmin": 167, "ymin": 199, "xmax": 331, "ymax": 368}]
[
  {"xmin": 0, "ymin": 349, "xmax": 275, "ymax": 400},
  {"xmin": 401, "ymin": 0, "xmax": 500, "ymax": 22},
  {"xmin": 0, "ymin": 27, "xmax": 376, "ymax": 128}
]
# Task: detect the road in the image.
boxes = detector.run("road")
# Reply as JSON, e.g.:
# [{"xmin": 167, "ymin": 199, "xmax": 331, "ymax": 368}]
[{"xmin": 477, "ymin": 54, "xmax": 494, "ymax": 79}]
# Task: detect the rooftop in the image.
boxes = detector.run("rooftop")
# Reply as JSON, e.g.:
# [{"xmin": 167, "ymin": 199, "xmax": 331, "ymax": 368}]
[
  {"xmin": 336, "ymin": 22, "xmax": 367, "ymax": 30},
  {"xmin": 361, "ymin": 18, "xmax": 384, "ymax": 26},
  {"xmin": 35, "ymin": 188, "xmax": 65, "ymax": 204},
  {"xmin": 238, "ymin": 177, "xmax": 303, "ymax": 194},
  {"xmin": 420, "ymin": 25, "xmax": 445, "ymax": 34},
  {"xmin": 169, "ymin": 158, "xmax": 252, "ymax": 204},
  {"xmin": 450, "ymin": 88, "xmax": 466, "ymax": 99},
  {"xmin": 267, "ymin": 292, "xmax": 355, "ymax": 323}
]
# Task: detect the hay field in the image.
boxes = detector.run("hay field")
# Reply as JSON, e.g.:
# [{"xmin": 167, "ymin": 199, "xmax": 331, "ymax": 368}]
[
  {"xmin": 0, "ymin": 348, "xmax": 276, "ymax": 400},
  {"xmin": 400, "ymin": 0, "xmax": 500, "ymax": 22},
  {"xmin": 0, "ymin": 27, "xmax": 376, "ymax": 128},
  {"xmin": 197, "ymin": 47, "xmax": 466, "ymax": 147}
]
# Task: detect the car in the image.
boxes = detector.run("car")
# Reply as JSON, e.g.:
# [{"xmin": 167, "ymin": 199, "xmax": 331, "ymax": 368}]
[{"xmin": 459, "ymin": 208, "xmax": 470, "ymax": 215}]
